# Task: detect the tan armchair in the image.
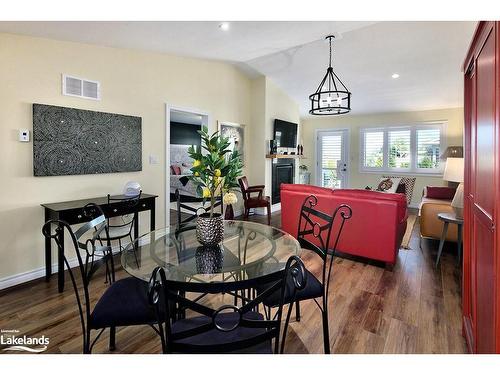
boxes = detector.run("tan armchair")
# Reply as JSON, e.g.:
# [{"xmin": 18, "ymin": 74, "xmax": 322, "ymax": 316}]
[{"xmin": 419, "ymin": 186, "xmax": 458, "ymax": 242}]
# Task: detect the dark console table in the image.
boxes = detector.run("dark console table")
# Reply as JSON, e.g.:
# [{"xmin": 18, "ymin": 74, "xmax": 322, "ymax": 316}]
[{"xmin": 41, "ymin": 194, "xmax": 157, "ymax": 292}]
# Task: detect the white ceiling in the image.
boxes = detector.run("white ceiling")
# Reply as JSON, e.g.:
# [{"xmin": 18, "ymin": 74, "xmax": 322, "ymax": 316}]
[
  {"xmin": 246, "ymin": 21, "xmax": 477, "ymax": 116},
  {"xmin": 0, "ymin": 21, "xmax": 477, "ymax": 116}
]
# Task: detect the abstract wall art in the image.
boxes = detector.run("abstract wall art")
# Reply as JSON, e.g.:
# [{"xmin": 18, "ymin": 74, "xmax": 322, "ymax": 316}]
[{"xmin": 33, "ymin": 104, "xmax": 142, "ymax": 176}]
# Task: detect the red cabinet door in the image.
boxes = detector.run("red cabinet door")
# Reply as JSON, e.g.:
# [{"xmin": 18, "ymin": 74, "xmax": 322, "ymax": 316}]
[{"xmin": 469, "ymin": 22, "xmax": 497, "ymax": 354}]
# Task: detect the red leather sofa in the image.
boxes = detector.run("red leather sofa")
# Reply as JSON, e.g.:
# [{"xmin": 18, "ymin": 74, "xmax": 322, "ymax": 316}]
[{"xmin": 280, "ymin": 184, "xmax": 408, "ymax": 265}]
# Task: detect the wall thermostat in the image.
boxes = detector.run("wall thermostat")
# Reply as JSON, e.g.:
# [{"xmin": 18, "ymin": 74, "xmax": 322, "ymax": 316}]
[{"xmin": 19, "ymin": 129, "xmax": 30, "ymax": 142}]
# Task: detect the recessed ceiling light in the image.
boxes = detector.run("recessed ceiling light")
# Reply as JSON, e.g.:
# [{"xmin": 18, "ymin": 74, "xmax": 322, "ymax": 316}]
[
  {"xmin": 392, "ymin": 73, "xmax": 400, "ymax": 79},
  {"xmin": 219, "ymin": 22, "xmax": 230, "ymax": 31}
]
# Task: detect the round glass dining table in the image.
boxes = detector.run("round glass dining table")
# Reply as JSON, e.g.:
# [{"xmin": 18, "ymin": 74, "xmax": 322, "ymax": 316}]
[{"xmin": 121, "ymin": 220, "xmax": 301, "ymax": 293}]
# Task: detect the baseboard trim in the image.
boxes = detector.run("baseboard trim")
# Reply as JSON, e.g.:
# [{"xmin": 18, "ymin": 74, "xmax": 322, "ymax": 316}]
[
  {"xmin": 0, "ymin": 244, "xmax": 125, "ymax": 291},
  {"xmin": 253, "ymin": 203, "xmax": 280, "ymax": 216}
]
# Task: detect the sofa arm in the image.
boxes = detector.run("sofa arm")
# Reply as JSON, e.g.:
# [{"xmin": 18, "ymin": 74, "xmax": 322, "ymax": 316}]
[{"xmin": 420, "ymin": 203, "xmax": 458, "ymax": 242}]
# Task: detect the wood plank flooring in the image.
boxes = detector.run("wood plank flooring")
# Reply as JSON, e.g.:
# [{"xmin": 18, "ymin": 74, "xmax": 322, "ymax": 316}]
[{"xmin": 0, "ymin": 210, "xmax": 467, "ymax": 354}]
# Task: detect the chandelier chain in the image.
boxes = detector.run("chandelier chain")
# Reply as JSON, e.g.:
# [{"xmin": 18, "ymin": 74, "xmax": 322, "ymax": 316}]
[{"xmin": 329, "ymin": 37, "xmax": 332, "ymax": 68}]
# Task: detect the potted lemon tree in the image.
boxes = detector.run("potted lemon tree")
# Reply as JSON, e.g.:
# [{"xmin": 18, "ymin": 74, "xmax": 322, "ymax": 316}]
[{"xmin": 187, "ymin": 126, "xmax": 243, "ymax": 246}]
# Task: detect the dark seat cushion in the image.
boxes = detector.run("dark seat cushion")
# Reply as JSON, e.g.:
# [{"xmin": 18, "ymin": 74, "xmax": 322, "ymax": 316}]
[
  {"xmin": 246, "ymin": 196, "xmax": 271, "ymax": 208},
  {"xmin": 255, "ymin": 266, "xmax": 322, "ymax": 308},
  {"xmin": 90, "ymin": 277, "xmax": 162, "ymax": 329},
  {"xmin": 171, "ymin": 311, "xmax": 272, "ymax": 353}
]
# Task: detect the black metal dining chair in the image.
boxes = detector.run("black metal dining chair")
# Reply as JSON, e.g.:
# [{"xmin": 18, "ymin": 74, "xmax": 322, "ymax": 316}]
[
  {"xmin": 171, "ymin": 224, "xmax": 245, "ymax": 319},
  {"xmin": 148, "ymin": 255, "xmax": 307, "ymax": 354},
  {"xmin": 42, "ymin": 203, "xmax": 166, "ymax": 354},
  {"xmin": 254, "ymin": 195, "xmax": 352, "ymax": 354},
  {"xmin": 98, "ymin": 191, "xmax": 142, "ymax": 253},
  {"xmin": 174, "ymin": 188, "xmax": 223, "ymax": 231}
]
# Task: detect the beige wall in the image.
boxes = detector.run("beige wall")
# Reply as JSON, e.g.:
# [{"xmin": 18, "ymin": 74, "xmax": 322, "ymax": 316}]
[
  {"xmin": 246, "ymin": 77, "xmax": 301, "ymax": 202},
  {"xmin": 301, "ymin": 107, "xmax": 464, "ymax": 207},
  {"xmin": 247, "ymin": 76, "xmax": 266, "ymax": 187},
  {"xmin": 263, "ymin": 79, "xmax": 301, "ymax": 198},
  {"xmin": 0, "ymin": 32, "xmax": 253, "ymax": 282}
]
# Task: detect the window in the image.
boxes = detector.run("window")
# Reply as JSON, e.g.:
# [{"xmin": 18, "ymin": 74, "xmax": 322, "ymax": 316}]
[
  {"xmin": 321, "ymin": 134, "xmax": 342, "ymax": 188},
  {"xmin": 416, "ymin": 128, "xmax": 441, "ymax": 169},
  {"xmin": 363, "ymin": 131, "xmax": 384, "ymax": 168},
  {"xmin": 388, "ymin": 129, "xmax": 411, "ymax": 169},
  {"xmin": 360, "ymin": 122, "xmax": 445, "ymax": 174}
]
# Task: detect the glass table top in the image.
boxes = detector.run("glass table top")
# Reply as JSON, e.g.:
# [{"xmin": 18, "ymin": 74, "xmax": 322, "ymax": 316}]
[{"xmin": 121, "ymin": 220, "xmax": 301, "ymax": 289}]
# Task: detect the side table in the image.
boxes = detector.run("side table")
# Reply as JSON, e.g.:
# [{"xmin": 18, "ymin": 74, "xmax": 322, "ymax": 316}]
[{"xmin": 435, "ymin": 212, "xmax": 464, "ymax": 267}]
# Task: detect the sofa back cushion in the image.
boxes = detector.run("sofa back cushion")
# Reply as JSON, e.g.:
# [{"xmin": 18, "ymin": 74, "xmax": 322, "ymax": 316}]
[
  {"xmin": 280, "ymin": 183, "xmax": 335, "ymax": 196},
  {"xmin": 331, "ymin": 189, "xmax": 407, "ymax": 223}
]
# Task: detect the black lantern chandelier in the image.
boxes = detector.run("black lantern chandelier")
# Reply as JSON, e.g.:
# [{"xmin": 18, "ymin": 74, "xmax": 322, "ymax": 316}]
[{"xmin": 309, "ymin": 35, "xmax": 351, "ymax": 115}]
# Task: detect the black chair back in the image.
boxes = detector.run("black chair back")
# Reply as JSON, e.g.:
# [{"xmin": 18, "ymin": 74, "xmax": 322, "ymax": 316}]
[
  {"xmin": 41, "ymin": 203, "xmax": 112, "ymax": 352},
  {"xmin": 297, "ymin": 194, "xmax": 352, "ymax": 298},
  {"xmin": 174, "ymin": 189, "xmax": 223, "ymax": 231},
  {"xmin": 149, "ymin": 255, "xmax": 306, "ymax": 354},
  {"xmin": 106, "ymin": 191, "xmax": 142, "ymax": 236}
]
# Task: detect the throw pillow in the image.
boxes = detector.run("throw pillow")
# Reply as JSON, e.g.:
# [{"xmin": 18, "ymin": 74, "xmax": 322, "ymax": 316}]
[
  {"xmin": 376, "ymin": 177, "xmax": 401, "ymax": 193},
  {"xmin": 425, "ymin": 186, "xmax": 456, "ymax": 200},
  {"xmin": 383, "ymin": 175, "xmax": 416, "ymax": 205},
  {"xmin": 170, "ymin": 165, "xmax": 181, "ymax": 175}
]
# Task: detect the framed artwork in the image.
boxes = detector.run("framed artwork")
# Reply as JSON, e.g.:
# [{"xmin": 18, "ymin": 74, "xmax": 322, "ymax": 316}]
[
  {"xmin": 218, "ymin": 121, "xmax": 245, "ymax": 164},
  {"xmin": 33, "ymin": 103, "xmax": 142, "ymax": 176}
]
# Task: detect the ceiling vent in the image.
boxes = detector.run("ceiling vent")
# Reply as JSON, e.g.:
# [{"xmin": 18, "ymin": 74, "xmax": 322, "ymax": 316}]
[{"xmin": 62, "ymin": 74, "xmax": 100, "ymax": 100}]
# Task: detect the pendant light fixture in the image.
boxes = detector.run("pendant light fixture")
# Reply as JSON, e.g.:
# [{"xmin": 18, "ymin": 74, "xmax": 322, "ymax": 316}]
[{"xmin": 309, "ymin": 35, "xmax": 351, "ymax": 115}]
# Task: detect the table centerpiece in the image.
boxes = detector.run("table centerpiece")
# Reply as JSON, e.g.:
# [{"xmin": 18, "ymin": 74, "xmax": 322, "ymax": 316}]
[{"xmin": 187, "ymin": 126, "xmax": 243, "ymax": 246}]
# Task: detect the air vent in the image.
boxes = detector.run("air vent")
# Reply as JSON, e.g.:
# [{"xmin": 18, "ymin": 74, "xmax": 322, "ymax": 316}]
[{"xmin": 62, "ymin": 74, "xmax": 100, "ymax": 100}]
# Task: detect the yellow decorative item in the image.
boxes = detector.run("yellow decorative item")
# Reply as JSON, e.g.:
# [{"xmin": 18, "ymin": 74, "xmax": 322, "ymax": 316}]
[
  {"xmin": 223, "ymin": 192, "xmax": 238, "ymax": 205},
  {"xmin": 202, "ymin": 187, "xmax": 211, "ymax": 198},
  {"xmin": 214, "ymin": 169, "xmax": 221, "ymax": 177},
  {"xmin": 193, "ymin": 160, "xmax": 201, "ymax": 168}
]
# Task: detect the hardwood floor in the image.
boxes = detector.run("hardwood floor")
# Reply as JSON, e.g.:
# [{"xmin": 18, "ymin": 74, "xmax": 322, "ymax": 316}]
[{"xmin": 0, "ymin": 210, "xmax": 467, "ymax": 354}]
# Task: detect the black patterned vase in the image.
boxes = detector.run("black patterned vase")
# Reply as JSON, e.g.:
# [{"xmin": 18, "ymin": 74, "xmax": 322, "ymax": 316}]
[
  {"xmin": 195, "ymin": 245, "xmax": 224, "ymax": 274},
  {"xmin": 196, "ymin": 212, "xmax": 224, "ymax": 246}
]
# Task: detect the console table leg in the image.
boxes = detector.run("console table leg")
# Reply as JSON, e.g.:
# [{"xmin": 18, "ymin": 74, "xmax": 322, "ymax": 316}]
[
  {"xmin": 150, "ymin": 204, "xmax": 155, "ymax": 231},
  {"xmin": 57, "ymin": 223, "xmax": 65, "ymax": 293},
  {"xmin": 45, "ymin": 236, "xmax": 51, "ymax": 282},
  {"xmin": 44, "ymin": 209, "xmax": 51, "ymax": 282},
  {"xmin": 134, "ymin": 214, "xmax": 139, "ymax": 239}
]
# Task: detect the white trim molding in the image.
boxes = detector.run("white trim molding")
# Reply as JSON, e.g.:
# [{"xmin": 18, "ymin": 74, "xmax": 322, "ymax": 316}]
[{"xmin": 0, "ymin": 244, "xmax": 125, "ymax": 290}]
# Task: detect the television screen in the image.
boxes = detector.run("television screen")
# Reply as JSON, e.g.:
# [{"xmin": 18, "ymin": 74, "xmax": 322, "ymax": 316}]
[
  {"xmin": 33, "ymin": 104, "xmax": 142, "ymax": 176},
  {"xmin": 273, "ymin": 119, "xmax": 298, "ymax": 148}
]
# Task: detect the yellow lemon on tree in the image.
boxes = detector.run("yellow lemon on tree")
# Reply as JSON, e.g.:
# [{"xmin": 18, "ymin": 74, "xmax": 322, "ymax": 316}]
[
  {"xmin": 194, "ymin": 172, "xmax": 199, "ymax": 177},
  {"xmin": 202, "ymin": 187, "xmax": 211, "ymax": 198},
  {"xmin": 214, "ymin": 169, "xmax": 221, "ymax": 177},
  {"xmin": 193, "ymin": 160, "xmax": 201, "ymax": 168}
]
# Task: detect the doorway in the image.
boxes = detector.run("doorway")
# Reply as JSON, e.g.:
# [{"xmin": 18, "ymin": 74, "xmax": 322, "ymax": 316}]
[
  {"xmin": 315, "ymin": 129, "xmax": 349, "ymax": 189},
  {"xmin": 165, "ymin": 105, "xmax": 210, "ymax": 228}
]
